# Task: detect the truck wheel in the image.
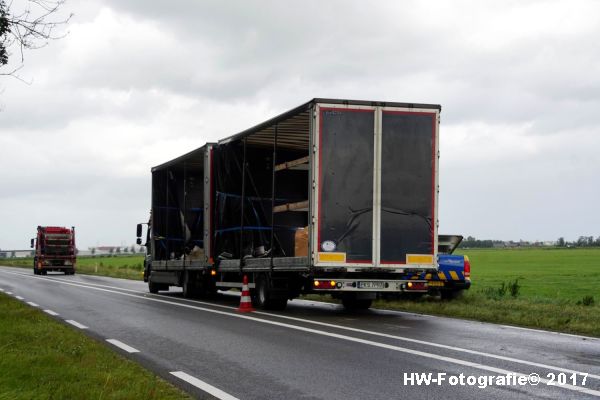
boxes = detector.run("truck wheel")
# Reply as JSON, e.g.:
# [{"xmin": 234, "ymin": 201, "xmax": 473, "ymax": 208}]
[
  {"xmin": 182, "ymin": 271, "xmax": 196, "ymax": 298},
  {"xmin": 441, "ymin": 289, "xmax": 464, "ymax": 300},
  {"xmin": 253, "ymin": 275, "xmax": 287, "ymax": 311},
  {"xmin": 41, "ymin": 270, "xmax": 47, "ymax": 276},
  {"xmin": 33, "ymin": 267, "xmax": 38, "ymax": 275},
  {"xmin": 342, "ymin": 297, "xmax": 372, "ymax": 310},
  {"xmin": 148, "ymin": 279, "xmax": 160, "ymax": 294}
]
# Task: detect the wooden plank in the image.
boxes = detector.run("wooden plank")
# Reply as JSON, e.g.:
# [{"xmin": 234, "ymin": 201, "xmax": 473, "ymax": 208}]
[
  {"xmin": 273, "ymin": 200, "xmax": 309, "ymax": 213},
  {"xmin": 275, "ymin": 156, "xmax": 309, "ymax": 172}
]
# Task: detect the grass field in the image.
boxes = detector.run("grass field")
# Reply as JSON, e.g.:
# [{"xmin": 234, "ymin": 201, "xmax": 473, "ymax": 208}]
[
  {"xmin": 2, "ymin": 255, "xmax": 145, "ymax": 280},
  {"xmin": 458, "ymin": 247, "xmax": 600, "ymax": 301},
  {"xmin": 0, "ymin": 292, "xmax": 191, "ymax": 400},
  {"xmin": 368, "ymin": 247, "xmax": 600, "ymax": 337},
  {"xmin": 2, "ymin": 248, "xmax": 599, "ymax": 336}
]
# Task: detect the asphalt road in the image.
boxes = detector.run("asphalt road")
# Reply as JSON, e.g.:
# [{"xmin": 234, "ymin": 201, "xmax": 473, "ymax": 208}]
[{"xmin": 1, "ymin": 265, "xmax": 599, "ymax": 400}]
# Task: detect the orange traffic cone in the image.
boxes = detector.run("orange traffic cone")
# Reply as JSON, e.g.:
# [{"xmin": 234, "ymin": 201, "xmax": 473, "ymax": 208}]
[{"xmin": 237, "ymin": 275, "xmax": 255, "ymax": 313}]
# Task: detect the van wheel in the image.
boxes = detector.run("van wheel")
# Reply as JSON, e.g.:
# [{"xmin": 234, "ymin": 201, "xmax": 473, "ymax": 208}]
[{"xmin": 441, "ymin": 289, "xmax": 464, "ymax": 300}]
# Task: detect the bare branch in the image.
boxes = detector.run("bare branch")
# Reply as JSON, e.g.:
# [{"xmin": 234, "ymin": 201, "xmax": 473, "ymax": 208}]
[{"xmin": 0, "ymin": 0, "xmax": 71, "ymax": 79}]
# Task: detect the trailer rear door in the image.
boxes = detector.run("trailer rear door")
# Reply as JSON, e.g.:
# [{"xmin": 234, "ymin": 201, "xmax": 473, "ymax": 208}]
[{"xmin": 313, "ymin": 103, "xmax": 438, "ymax": 270}]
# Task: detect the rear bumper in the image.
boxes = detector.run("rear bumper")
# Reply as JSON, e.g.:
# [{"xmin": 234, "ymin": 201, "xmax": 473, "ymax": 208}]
[
  {"xmin": 428, "ymin": 279, "xmax": 471, "ymax": 291},
  {"xmin": 310, "ymin": 278, "xmax": 428, "ymax": 293}
]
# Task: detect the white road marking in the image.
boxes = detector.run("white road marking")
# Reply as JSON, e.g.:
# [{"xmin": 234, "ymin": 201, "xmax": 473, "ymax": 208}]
[
  {"xmin": 44, "ymin": 309, "xmax": 59, "ymax": 316},
  {"xmin": 6, "ymin": 291, "xmax": 12, "ymax": 294},
  {"xmin": 0, "ymin": 288, "xmax": 4, "ymax": 291},
  {"xmin": 65, "ymin": 320, "xmax": 88, "ymax": 329},
  {"xmin": 2, "ymin": 269, "xmax": 599, "ymax": 397},
  {"xmin": 170, "ymin": 371, "xmax": 239, "ymax": 400},
  {"xmin": 106, "ymin": 339, "xmax": 140, "ymax": 353},
  {"xmin": 15, "ymin": 295, "xmax": 24, "ymax": 300},
  {"xmin": 27, "ymin": 301, "xmax": 39, "ymax": 307},
  {"xmin": 35, "ymin": 274, "xmax": 600, "ymax": 380}
]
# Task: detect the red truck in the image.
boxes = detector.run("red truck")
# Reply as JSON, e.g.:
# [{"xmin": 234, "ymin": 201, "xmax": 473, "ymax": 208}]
[{"xmin": 31, "ymin": 226, "xmax": 76, "ymax": 275}]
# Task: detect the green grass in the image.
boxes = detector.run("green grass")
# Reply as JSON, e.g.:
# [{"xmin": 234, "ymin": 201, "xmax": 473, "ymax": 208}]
[
  {"xmin": 2, "ymin": 255, "xmax": 145, "ymax": 280},
  {"xmin": 458, "ymin": 247, "xmax": 600, "ymax": 301},
  {"xmin": 0, "ymin": 292, "xmax": 192, "ymax": 400},
  {"xmin": 304, "ymin": 247, "xmax": 600, "ymax": 337}
]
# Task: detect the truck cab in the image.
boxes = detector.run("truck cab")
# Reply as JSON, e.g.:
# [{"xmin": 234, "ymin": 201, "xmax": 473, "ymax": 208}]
[{"xmin": 31, "ymin": 226, "xmax": 76, "ymax": 275}]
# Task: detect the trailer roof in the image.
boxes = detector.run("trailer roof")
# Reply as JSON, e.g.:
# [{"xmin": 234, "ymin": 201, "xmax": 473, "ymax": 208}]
[
  {"xmin": 152, "ymin": 143, "xmax": 215, "ymax": 172},
  {"xmin": 219, "ymin": 98, "xmax": 441, "ymax": 146},
  {"xmin": 152, "ymin": 98, "xmax": 442, "ymax": 169}
]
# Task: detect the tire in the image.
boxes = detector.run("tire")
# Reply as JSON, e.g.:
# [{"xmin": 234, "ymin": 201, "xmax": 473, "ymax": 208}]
[
  {"xmin": 441, "ymin": 289, "xmax": 464, "ymax": 300},
  {"xmin": 253, "ymin": 275, "xmax": 288, "ymax": 311},
  {"xmin": 41, "ymin": 270, "xmax": 47, "ymax": 276},
  {"xmin": 33, "ymin": 267, "xmax": 39, "ymax": 275},
  {"xmin": 148, "ymin": 279, "xmax": 160, "ymax": 294},
  {"xmin": 342, "ymin": 297, "xmax": 372, "ymax": 310},
  {"xmin": 182, "ymin": 271, "xmax": 196, "ymax": 298}
]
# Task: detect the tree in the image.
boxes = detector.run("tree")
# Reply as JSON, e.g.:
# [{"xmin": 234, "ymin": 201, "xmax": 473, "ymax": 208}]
[
  {"xmin": 0, "ymin": 0, "xmax": 71, "ymax": 80},
  {"xmin": 557, "ymin": 237, "xmax": 565, "ymax": 247}
]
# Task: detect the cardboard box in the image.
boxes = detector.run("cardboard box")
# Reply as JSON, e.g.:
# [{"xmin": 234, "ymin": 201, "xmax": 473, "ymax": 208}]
[{"xmin": 294, "ymin": 227, "xmax": 308, "ymax": 257}]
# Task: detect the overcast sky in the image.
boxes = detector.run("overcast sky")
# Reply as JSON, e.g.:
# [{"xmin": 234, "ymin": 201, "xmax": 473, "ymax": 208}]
[{"xmin": 1, "ymin": 0, "xmax": 599, "ymax": 249}]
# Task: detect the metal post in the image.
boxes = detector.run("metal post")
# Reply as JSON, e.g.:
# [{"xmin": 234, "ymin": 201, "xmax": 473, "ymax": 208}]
[
  {"xmin": 270, "ymin": 124, "xmax": 278, "ymax": 268},
  {"xmin": 239, "ymin": 138, "xmax": 247, "ymax": 270},
  {"xmin": 183, "ymin": 161, "xmax": 187, "ymax": 268}
]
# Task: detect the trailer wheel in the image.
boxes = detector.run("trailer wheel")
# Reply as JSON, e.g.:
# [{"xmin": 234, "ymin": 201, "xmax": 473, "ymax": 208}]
[
  {"xmin": 182, "ymin": 271, "xmax": 197, "ymax": 298},
  {"xmin": 342, "ymin": 297, "xmax": 372, "ymax": 311},
  {"xmin": 253, "ymin": 275, "xmax": 287, "ymax": 311},
  {"xmin": 148, "ymin": 279, "xmax": 161, "ymax": 294}
]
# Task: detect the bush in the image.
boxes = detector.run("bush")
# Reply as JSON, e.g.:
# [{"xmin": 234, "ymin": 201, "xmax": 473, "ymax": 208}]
[
  {"xmin": 577, "ymin": 295, "xmax": 595, "ymax": 306},
  {"xmin": 508, "ymin": 279, "xmax": 520, "ymax": 298},
  {"xmin": 481, "ymin": 279, "xmax": 520, "ymax": 299}
]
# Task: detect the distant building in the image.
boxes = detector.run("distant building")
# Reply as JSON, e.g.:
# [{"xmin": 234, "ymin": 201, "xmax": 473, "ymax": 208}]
[{"xmin": 0, "ymin": 250, "xmax": 35, "ymax": 258}]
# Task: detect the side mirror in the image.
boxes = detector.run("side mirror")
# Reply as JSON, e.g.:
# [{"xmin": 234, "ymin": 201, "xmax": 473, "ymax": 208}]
[
  {"xmin": 30, "ymin": 238, "xmax": 34, "ymax": 248},
  {"xmin": 136, "ymin": 238, "xmax": 142, "ymax": 245},
  {"xmin": 136, "ymin": 223, "xmax": 142, "ymax": 238}
]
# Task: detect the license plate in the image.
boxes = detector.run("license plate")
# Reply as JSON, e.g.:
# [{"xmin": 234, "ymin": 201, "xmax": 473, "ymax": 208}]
[
  {"xmin": 428, "ymin": 281, "xmax": 444, "ymax": 287},
  {"xmin": 358, "ymin": 281, "xmax": 385, "ymax": 289}
]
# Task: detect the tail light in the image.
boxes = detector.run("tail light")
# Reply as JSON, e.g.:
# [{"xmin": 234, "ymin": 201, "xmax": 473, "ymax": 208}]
[
  {"xmin": 464, "ymin": 256, "xmax": 471, "ymax": 278},
  {"xmin": 313, "ymin": 280, "xmax": 337, "ymax": 289},
  {"xmin": 405, "ymin": 281, "xmax": 427, "ymax": 291}
]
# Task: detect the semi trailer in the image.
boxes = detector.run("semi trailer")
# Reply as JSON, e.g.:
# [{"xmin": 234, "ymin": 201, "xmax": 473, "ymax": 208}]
[
  {"xmin": 137, "ymin": 98, "xmax": 441, "ymax": 310},
  {"xmin": 31, "ymin": 226, "xmax": 76, "ymax": 275}
]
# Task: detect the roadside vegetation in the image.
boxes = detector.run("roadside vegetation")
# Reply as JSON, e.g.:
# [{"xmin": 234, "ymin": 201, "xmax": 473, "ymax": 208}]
[
  {"xmin": 2, "ymin": 248, "xmax": 599, "ymax": 337},
  {"xmin": 307, "ymin": 247, "xmax": 600, "ymax": 337},
  {"xmin": 0, "ymin": 292, "xmax": 191, "ymax": 400},
  {"xmin": 2, "ymin": 255, "xmax": 145, "ymax": 280}
]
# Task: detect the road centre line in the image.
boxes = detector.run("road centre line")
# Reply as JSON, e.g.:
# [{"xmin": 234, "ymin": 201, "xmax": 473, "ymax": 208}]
[
  {"xmin": 106, "ymin": 339, "xmax": 140, "ymax": 353},
  {"xmin": 1, "ymin": 270, "xmax": 599, "ymax": 397},
  {"xmin": 170, "ymin": 371, "xmax": 239, "ymax": 400},
  {"xmin": 3, "ymin": 269, "xmax": 600, "ymax": 382},
  {"xmin": 65, "ymin": 320, "xmax": 88, "ymax": 329},
  {"xmin": 44, "ymin": 309, "xmax": 59, "ymax": 316},
  {"xmin": 27, "ymin": 301, "xmax": 39, "ymax": 307},
  {"xmin": 15, "ymin": 295, "xmax": 24, "ymax": 300}
]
